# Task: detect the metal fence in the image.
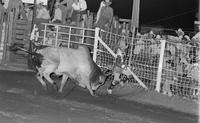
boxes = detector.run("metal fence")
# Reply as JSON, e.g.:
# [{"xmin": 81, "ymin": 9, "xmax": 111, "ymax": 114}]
[
  {"xmin": 35, "ymin": 23, "xmax": 95, "ymax": 49},
  {"xmin": 128, "ymin": 38, "xmax": 164, "ymax": 90},
  {"xmin": 161, "ymin": 41, "xmax": 199, "ymax": 99},
  {"xmin": 33, "ymin": 23, "xmax": 200, "ymax": 100}
]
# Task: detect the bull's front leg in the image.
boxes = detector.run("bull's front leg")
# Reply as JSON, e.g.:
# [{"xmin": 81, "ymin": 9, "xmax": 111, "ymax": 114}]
[
  {"xmin": 85, "ymin": 81, "xmax": 95, "ymax": 96},
  {"xmin": 87, "ymin": 86, "xmax": 95, "ymax": 96},
  {"xmin": 44, "ymin": 72, "xmax": 60, "ymax": 91},
  {"xmin": 58, "ymin": 74, "xmax": 68, "ymax": 93},
  {"xmin": 36, "ymin": 72, "xmax": 47, "ymax": 90}
]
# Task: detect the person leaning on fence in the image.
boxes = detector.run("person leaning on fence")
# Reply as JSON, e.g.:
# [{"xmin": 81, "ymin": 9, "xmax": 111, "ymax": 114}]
[
  {"xmin": 71, "ymin": 0, "xmax": 80, "ymax": 25},
  {"xmin": 35, "ymin": 2, "xmax": 50, "ymax": 26},
  {"xmin": 36, "ymin": 2, "xmax": 50, "ymax": 20},
  {"xmin": 52, "ymin": 2, "xmax": 62, "ymax": 24},
  {"xmin": 77, "ymin": 0, "xmax": 87, "ymax": 27},
  {"xmin": 112, "ymin": 16, "xmax": 120, "ymax": 34},
  {"xmin": 95, "ymin": 0, "xmax": 113, "ymax": 30},
  {"xmin": 59, "ymin": 0, "xmax": 74, "ymax": 24},
  {"xmin": 34, "ymin": 2, "xmax": 50, "ymax": 37}
]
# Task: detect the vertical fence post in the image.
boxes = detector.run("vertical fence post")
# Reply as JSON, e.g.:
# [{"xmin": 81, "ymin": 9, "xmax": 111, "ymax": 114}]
[
  {"xmin": 43, "ymin": 24, "xmax": 47, "ymax": 45},
  {"xmin": 68, "ymin": 27, "xmax": 71, "ymax": 48},
  {"xmin": 55, "ymin": 25, "xmax": 59, "ymax": 46},
  {"xmin": 93, "ymin": 28, "xmax": 100, "ymax": 63},
  {"xmin": 155, "ymin": 40, "xmax": 166, "ymax": 92},
  {"xmin": 128, "ymin": 37, "xmax": 134, "ymax": 66},
  {"xmin": 81, "ymin": 28, "xmax": 85, "ymax": 44}
]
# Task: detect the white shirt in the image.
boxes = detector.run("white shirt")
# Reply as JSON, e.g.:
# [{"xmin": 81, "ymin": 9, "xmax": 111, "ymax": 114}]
[
  {"xmin": 36, "ymin": 7, "xmax": 50, "ymax": 19},
  {"xmin": 3, "ymin": 0, "xmax": 9, "ymax": 9},
  {"xmin": 52, "ymin": 8, "xmax": 62, "ymax": 21},
  {"xmin": 79, "ymin": 0, "xmax": 87, "ymax": 11},
  {"xmin": 72, "ymin": 0, "xmax": 87, "ymax": 11},
  {"xmin": 72, "ymin": 3, "xmax": 80, "ymax": 10}
]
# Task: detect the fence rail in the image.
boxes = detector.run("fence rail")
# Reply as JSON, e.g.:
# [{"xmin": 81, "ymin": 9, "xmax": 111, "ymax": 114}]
[{"xmin": 32, "ymin": 23, "xmax": 200, "ymax": 100}]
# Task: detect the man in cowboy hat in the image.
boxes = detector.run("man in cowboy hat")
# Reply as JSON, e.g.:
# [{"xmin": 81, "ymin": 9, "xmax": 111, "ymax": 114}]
[
  {"xmin": 36, "ymin": 2, "xmax": 50, "ymax": 20},
  {"xmin": 58, "ymin": 0, "xmax": 74, "ymax": 24},
  {"xmin": 95, "ymin": 0, "xmax": 113, "ymax": 30}
]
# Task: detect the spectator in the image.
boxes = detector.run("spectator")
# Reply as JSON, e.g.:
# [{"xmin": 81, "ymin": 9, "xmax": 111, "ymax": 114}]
[
  {"xmin": 24, "ymin": 3, "xmax": 33, "ymax": 21},
  {"xmin": 95, "ymin": 0, "xmax": 106, "ymax": 24},
  {"xmin": 112, "ymin": 16, "xmax": 120, "ymax": 34},
  {"xmin": 78, "ymin": 0, "xmax": 87, "ymax": 27},
  {"xmin": 59, "ymin": 0, "xmax": 74, "ymax": 24},
  {"xmin": 71, "ymin": 0, "xmax": 80, "ymax": 25},
  {"xmin": 34, "ymin": 2, "xmax": 50, "ymax": 35},
  {"xmin": 95, "ymin": 0, "xmax": 113, "ymax": 30},
  {"xmin": 70, "ymin": 0, "xmax": 87, "ymax": 26},
  {"xmin": 175, "ymin": 28, "xmax": 184, "ymax": 39},
  {"xmin": 36, "ymin": 2, "xmax": 50, "ymax": 20},
  {"xmin": 52, "ymin": 2, "xmax": 62, "ymax": 23},
  {"xmin": 65, "ymin": 17, "xmax": 72, "ymax": 25}
]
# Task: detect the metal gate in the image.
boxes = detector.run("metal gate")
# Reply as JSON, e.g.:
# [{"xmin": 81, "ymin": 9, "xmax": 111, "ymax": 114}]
[{"xmin": 1, "ymin": 6, "xmax": 31, "ymax": 69}]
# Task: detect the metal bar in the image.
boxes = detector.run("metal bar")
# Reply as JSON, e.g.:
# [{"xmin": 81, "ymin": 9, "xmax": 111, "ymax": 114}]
[
  {"xmin": 55, "ymin": 25, "xmax": 59, "ymax": 46},
  {"xmin": 81, "ymin": 28, "xmax": 85, "ymax": 44},
  {"xmin": 128, "ymin": 37, "xmax": 134, "ymax": 66},
  {"xmin": 68, "ymin": 27, "xmax": 71, "ymax": 48},
  {"xmin": 43, "ymin": 24, "xmax": 47, "ymax": 45},
  {"xmin": 155, "ymin": 40, "xmax": 166, "ymax": 92},
  {"xmin": 127, "ymin": 67, "xmax": 148, "ymax": 89},
  {"xmin": 98, "ymin": 36, "xmax": 117, "ymax": 58},
  {"xmin": 93, "ymin": 28, "xmax": 99, "ymax": 62}
]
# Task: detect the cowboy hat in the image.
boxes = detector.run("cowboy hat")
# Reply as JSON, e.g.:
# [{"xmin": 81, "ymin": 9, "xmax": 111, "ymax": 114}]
[
  {"xmin": 55, "ymin": 2, "xmax": 60, "ymax": 6},
  {"xmin": 104, "ymin": 0, "xmax": 112, "ymax": 5}
]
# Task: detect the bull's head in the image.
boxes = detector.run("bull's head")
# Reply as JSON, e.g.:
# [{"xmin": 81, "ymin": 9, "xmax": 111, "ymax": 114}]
[
  {"xmin": 91, "ymin": 75, "xmax": 106, "ymax": 92},
  {"xmin": 89, "ymin": 63, "xmax": 108, "ymax": 94}
]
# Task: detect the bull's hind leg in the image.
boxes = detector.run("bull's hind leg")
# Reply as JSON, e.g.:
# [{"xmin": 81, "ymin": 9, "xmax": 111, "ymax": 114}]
[
  {"xmin": 58, "ymin": 74, "xmax": 69, "ymax": 93},
  {"xmin": 43, "ymin": 65, "xmax": 58, "ymax": 89},
  {"xmin": 43, "ymin": 72, "xmax": 59, "ymax": 90}
]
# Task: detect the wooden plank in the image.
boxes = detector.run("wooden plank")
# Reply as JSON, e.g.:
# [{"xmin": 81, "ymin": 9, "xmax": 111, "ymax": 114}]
[
  {"xmin": 14, "ymin": 25, "xmax": 29, "ymax": 30},
  {"xmin": 15, "ymin": 30, "xmax": 27, "ymax": 35},
  {"xmin": 15, "ymin": 34, "xmax": 29, "ymax": 40},
  {"xmin": 15, "ymin": 20, "xmax": 28, "ymax": 24}
]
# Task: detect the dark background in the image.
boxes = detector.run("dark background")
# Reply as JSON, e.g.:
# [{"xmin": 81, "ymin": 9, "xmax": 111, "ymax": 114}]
[
  {"xmin": 87, "ymin": 0, "xmax": 198, "ymax": 32},
  {"xmin": 1, "ymin": 0, "xmax": 197, "ymax": 32}
]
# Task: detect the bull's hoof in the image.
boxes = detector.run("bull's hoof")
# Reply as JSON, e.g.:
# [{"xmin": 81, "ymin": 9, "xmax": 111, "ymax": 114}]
[
  {"xmin": 90, "ymin": 92, "xmax": 98, "ymax": 97},
  {"xmin": 93, "ymin": 94, "xmax": 99, "ymax": 97}
]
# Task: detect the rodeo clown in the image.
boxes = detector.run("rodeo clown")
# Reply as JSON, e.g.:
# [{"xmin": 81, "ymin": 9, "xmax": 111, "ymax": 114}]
[{"xmin": 107, "ymin": 53, "xmax": 129, "ymax": 94}]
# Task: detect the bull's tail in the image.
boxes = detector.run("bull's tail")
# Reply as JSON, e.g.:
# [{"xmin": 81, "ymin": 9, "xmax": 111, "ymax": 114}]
[
  {"xmin": 9, "ymin": 42, "xmax": 39, "ymax": 56},
  {"xmin": 9, "ymin": 43, "xmax": 44, "ymax": 69},
  {"xmin": 17, "ymin": 46, "xmax": 35, "ymax": 55}
]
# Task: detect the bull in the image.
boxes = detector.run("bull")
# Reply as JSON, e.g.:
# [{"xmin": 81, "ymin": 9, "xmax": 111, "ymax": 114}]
[{"xmin": 10, "ymin": 43, "xmax": 106, "ymax": 96}]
